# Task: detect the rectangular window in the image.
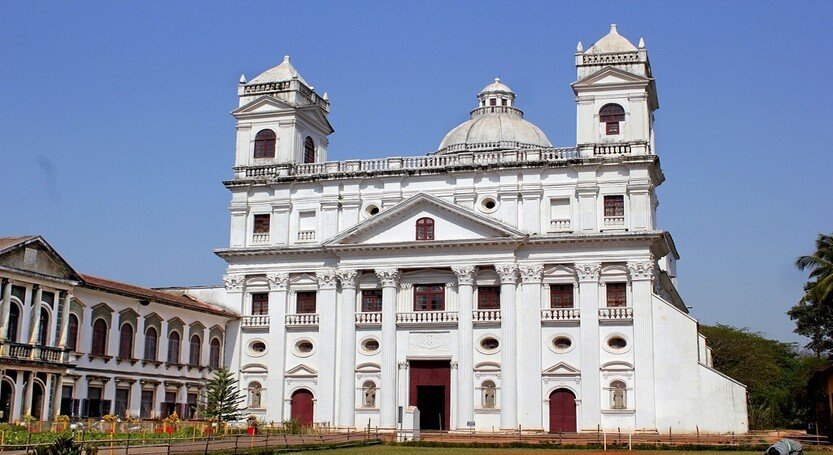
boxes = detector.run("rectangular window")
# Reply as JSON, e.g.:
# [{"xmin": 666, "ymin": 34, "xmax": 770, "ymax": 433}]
[
  {"xmin": 604, "ymin": 195, "xmax": 625, "ymax": 217},
  {"xmin": 140, "ymin": 390, "xmax": 154, "ymax": 419},
  {"xmin": 361, "ymin": 289, "xmax": 383, "ymax": 312},
  {"xmin": 87, "ymin": 386, "xmax": 103, "ymax": 418},
  {"xmin": 549, "ymin": 198, "xmax": 571, "ymax": 231},
  {"xmin": 550, "ymin": 284, "xmax": 574, "ymax": 308},
  {"xmin": 414, "ymin": 284, "xmax": 445, "ymax": 311},
  {"xmin": 115, "ymin": 388, "xmax": 129, "ymax": 418},
  {"xmin": 606, "ymin": 283, "xmax": 627, "ymax": 307},
  {"xmin": 296, "ymin": 291, "xmax": 317, "ymax": 313},
  {"xmin": 253, "ymin": 214, "xmax": 270, "ymax": 234},
  {"xmin": 298, "ymin": 211, "xmax": 316, "ymax": 240},
  {"xmin": 606, "ymin": 121, "xmax": 620, "ymax": 135},
  {"xmin": 477, "ymin": 286, "xmax": 500, "ymax": 310},
  {"xmin": 251, "ymin": 293, "xmax": 268, "ymax": 315}
]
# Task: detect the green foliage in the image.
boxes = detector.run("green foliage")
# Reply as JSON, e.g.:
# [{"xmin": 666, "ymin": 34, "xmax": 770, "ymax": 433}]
[
  {"xmin": 202, "ymin": 367, "xmax": 244, "ymax": 423},
  {"xmin": 796, "ymin": 233, "xmax": 833, "ymax": 306},
  {"xmin": 787, "ymin": 291, "xmax": 833, "ymax": 356},
  {"xmin": 34, "ymin": 435, "xmax": 82, "ymax": 455},
  {"xmin": 700, "ymin": 324, "xmax": 826, "ymax": 429}
]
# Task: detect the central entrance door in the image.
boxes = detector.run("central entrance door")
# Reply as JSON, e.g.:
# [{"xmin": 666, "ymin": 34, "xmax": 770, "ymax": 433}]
[
  {"xmin": 290, "ymin": 389, "xmax": 314, "ymax": 427},
  {"xmin": 409, "ymin": 360, "xmax": 450, "ymax": 431},
  {"xmin": 548, "ymin": 388, "xmax": 577, "ymax": 433}
]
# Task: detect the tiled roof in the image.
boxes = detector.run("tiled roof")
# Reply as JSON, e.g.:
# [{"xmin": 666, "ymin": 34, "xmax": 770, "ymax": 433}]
[
  {"xmin": 80, "ymin": 274, "xmax": 237, "ymax": 318},
  {"xmin": 0, "ymin": 236, "xmax": 36, "ymax": 252}
]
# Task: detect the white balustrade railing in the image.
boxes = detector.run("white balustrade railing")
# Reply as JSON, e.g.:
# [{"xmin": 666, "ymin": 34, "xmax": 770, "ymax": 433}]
[
  {"xmin": 472, "ymin": 309, "xmax": 501, "ymax": 324},
  {"xmin": 594, "ymin": 144, "xmax": 632, "ymax": 156},
  {"xmin": 285, "ymin": 313, "xmax": 319, "ymax": 326},
  {"xmin": 598, "ymin": 307, "xmax": 633, "ymax": 320},
  {"xmin": 251, "ymin": 233, "xmax": 270, "ymax": 244},
  {"xmin": 603, "ymin": 216, "xmax": 625, "ymax": 227},
  {"xmin": 541, "ymin": 308, "xmax": 581, "ymax": 322},
  {"xmin": 297, "ymin": 230, "xmax": 316, "ymax": 241},
  {"xmin": 549, "ymin": 219, "xmax": 571, "ymax": 232},
  {"xmin": 242, "ymin": 315, "xmax": 270, "ymax": 328},
  {"xmin": 355, "ymin": 312, "xmax": 382, "ymax": 325},
  {"xmin": 396, "ymin": 311, "xmax": 458, "ymax": 325}
]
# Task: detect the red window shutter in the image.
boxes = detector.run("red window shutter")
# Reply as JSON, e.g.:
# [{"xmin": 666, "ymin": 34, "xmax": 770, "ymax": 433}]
[
  {"xmin": 304, "ymin": 137, "xmax": 315, "ymax": 163},
  {"xmin": 254, "ymin": 129, "xmax": 276, "ymax": 158},
  {"xmin": 118, "ymin": 324, "xmax": 133, "ymax": 359},
  {"xmin": 361, "ymin": 290, "xmax": 383, "ymax": 312},
  {"xmin": 251, "ymin": 293, "xmax": 269, "ymax": 315},
  {"xmin": 550, "ymin": 284, "xmax": 574, "ymax": 308},
  {"xmin": 414, "ymin": 284, "xmax": 445, "ymax": 311},
  {"xmin": 606, "ymin": 283, "xmax": 627, "ymax": 307},
  {"xmin": 296, "ymin": 292, "xmax": 317, "ymax": 313},
  {"xmin": 253, "ymin": 214, "xmax": 270, "ymax": 234},
  {"xmin": 91, "ymin": 320, "xmax": 107, "ymax": 356},
  {"xmin": 604, "ymin": 196, "xmax": 624, "ymax": 217},
  {"xmin": 416, "ymin": 218, "xmax": 435, "ymax": 241},
  {"xmin": 477, "ymin": 287, "xmax": 500, "ymax": 310}
]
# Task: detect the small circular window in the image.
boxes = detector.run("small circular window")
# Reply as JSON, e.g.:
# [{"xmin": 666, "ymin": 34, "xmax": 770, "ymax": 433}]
[
  {"xmin": 294, "ymin": 340, "xmax": 314, "ymax": 356},
  {"xmin": 361, "ymin": 338, "xmax": 380, "ymax": 354},
  {"xmin": 251, "ymin": 341, "xmax": 266, "ymax": 353},
  {"xmin": 608, "ymin": 337, "xmax": 627, "ymax": 350},
  {"xmin": 479, "ymin": 196, "xmax": 499, "ymax": 213},
  {"xmin": 364, "ymin": 205, "xmax": 380, "ymax": 217},
  {"xmin": 553, "ymin": 337, "xmax": 572, "ymax": 350},
  {"xmin": 480, "ymin": 337, "xmax": 499, "ymax": 351}
]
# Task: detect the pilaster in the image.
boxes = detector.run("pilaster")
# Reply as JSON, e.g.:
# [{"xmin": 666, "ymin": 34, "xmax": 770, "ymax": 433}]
[
  {"xmin": 375, "ymin": 267, "xmax": 400, "ymax": 428},
  {"xmin": 316, "ymin": 268, "xmax": 338, "ymax": 425},
  {"xmin": 336, "ymin": 269, "xmax": 359, "ymax": 427},
  {"xmin": 628, "ymin": 259, "xmax": 657, "ymax": 431},
  {"xmin": 265, "ymin": 272, "xmax": 289, "ymax": 423},
  {"xmin": 495, "ymin": 264, "xmax": 518, "ymax": 429},
  {"xmin": 0, "ymin": 278, "xmax": 11, "ymax": 341},
  {"xmin": 452, "ymin": 265, "xmax": 477, "ymax": 429},
  {"xmin": 576, "ymin": 261, "xmax": 602, "ymax": 430},
  {"xmin": 517, "ymin": 263, "xmax": 543, "ymax": 429},
  {"xmin": 222, "ymin": 274, "xmax": 245, "ymax": 375},
  {"xmin": 27, "ymin": 285, "xmax": 42, "ymax": 344}
]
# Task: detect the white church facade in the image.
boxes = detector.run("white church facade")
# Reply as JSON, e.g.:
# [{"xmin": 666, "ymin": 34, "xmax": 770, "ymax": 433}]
[
  {"xmin": 216, "ymin": 25, "xmax": 748, "ymax": 433},
  {"xmin": 0, "ymin": 25, "xmax": 747, "ymax": 434}
]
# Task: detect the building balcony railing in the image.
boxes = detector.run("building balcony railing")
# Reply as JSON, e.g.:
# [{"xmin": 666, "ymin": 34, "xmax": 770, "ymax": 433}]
[
  {"xmin": 603, "ymin": 216, "xmax": 625, "ymax": 228},
  {"xmin": 251, "ymin": 233, "xmax": 270, "ymax": 244},
  {"xmin": 0, "ymin": 341, "xmax": 70, "ymax": 364},
  {"xmin": 355, "ymin": 312, "xmax": 382, "ymax": 327},
  {"xmin": 599, "ymin": 306, "xmax": 634, "ymax": 321},
  {"xmin": 297, "ymin": 230, "xmax": 316, "ymax": 241},
  {"xmin": 242, "ymin": 315, "xmax": 270, "ymax": 329},
  {"xmin": 541, "ymin": 308, "xmax": 580, "ymax": 323},
  {"xmin": 472, "ymin": 309, "xmax": 501, "ymax": 324},
  {"xmin": 594, "ymin": 143, "xmax": 632, "ymax": 156},
  {"xmin": 549, "ymin": 219, "xmax": 571, "ymax": 232},
  {"xmin": 285, "ymin": 313, "xmax": 319, "ymax": 327},
  {"xmin": 396, "ymin": 311, "xmax": 458, "ymax": 326}
]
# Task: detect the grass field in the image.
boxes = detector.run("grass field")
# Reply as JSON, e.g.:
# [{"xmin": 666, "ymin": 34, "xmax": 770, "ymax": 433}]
[{"xmin": 288, "ymin": 446, "xmax": 826, "ymax": 455}]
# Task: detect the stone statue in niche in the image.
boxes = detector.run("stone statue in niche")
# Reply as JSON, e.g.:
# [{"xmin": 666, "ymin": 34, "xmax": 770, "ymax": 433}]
[{"xmin": 363, "ymin": 381, "xmax": 376, "ymax": 408}]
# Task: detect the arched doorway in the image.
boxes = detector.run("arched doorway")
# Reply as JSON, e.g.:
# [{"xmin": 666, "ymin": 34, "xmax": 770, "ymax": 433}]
[
  {"xmin": 548, "ymin": 388, "xmax": 576, "ymax": 433},
  {"xmin": 290, "ymin": 389, "xmax": 314, "ymax": 426},
  {"xmin": 0, "ymin": 378, "xmax": 14, "ymax": 423},
  {"xmin": 31, "ymin": 381, "xmax": 44, "ymax": 420}
]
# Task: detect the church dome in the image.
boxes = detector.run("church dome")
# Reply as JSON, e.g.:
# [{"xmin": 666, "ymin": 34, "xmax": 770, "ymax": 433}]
[{"xmin": 437, "ymin": 78, "xmax": 551, "ymax": 154}]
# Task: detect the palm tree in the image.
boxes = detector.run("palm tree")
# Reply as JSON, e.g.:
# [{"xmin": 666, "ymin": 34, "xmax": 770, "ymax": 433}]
[{"xmin": 796, "ymin": 233, "xmax": 833, "ymax": 305}]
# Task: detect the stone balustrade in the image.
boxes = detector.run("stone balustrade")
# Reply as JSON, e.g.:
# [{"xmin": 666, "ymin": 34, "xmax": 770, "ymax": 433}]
[
  {"xmin": 285, "ymin": 313, "xmax": 319, "ymax": 327},
  {"xmin": 355, "ymin": 312, "xmax": 382, "ymax": 326},
  {"xmin": 395, "ymin": 311, "xmax": 458, "ymax": 326},
  {"xmin": 242, "ymin": 315, "xmax": 270, "ymax": 328},
  {"xmin": 251, "ymin": 233, "xmax": 269, "ymax": 244},
  {"xmin": 297, "ymin": 230, "xmax": 316, "ymax": 241},
  {"xmin": 0, "ymin": 341, "xmax": 69, "ymax": 363},
  {"xmin": 549, "ymin": 219, "xmax": 571, "ymax": 232},
  {"xmin": 598, "ymin": 306, "xmax": 634, "ymax": 321},
  {"xmin": 472, "ymin": 309, "xmax": 501, "ymax": 324},
  {"xmin": 594, "ymin": 143, "xmax": 631, "ymax": 155},
  {"xmin": 541, "ymin": 308, "xmax": 581, "ymax": 323},
  {"xmin": 603, "ymin": 216, "xmax": 625, "ymax": 227}
]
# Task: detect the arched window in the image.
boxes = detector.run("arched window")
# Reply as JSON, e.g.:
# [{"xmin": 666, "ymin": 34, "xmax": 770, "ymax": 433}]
[
  {"xmin": 91, "ymin": 319, "xmax": 108, "ymax": 356},
  {"xmin": 249, "ymin": 381, "xmax": 262, "ymax": 408},
  {"xmin": 253, "ymin": 129, "xmax": 276, "ymax": 158},
  {"xmin": 144, "ymin": 327, "xmax": 158, "ymax": 361},
  {"xmin": 118, "ymin": 324, "xmax": 134, "ymax": 359},
  {"xmin": 610, "ymin": 380, "xmax": 627, "ymax": 409},
  {"xmin": 599, "ymin": 104, "xmax": 625, "ymax": 135},
  {"xmin": 303, "ymin": 136, "xmax": 315, "ymax": 163},
  {"xmin": 7, "ymin": 302, "xmax": 20, "ymax": 343},
  {"xmin": 37, "ymin": 308, "xmax": 49, "ymax": 346},
  {"xmin": 481, "ymin": 380, "xmax": 496, "ymax": 409},
  {"xmin": 189, "ymin": 334, "xmax": 201, "ymax": 366},
  {"xmin": 416, "ymin": 217, "xmax": 435, "ymax": 241},
  {"xmin": 66, "ymin": 313, "xmax": 79, "ymax": 351},
  {"xmin": 167, "ymin": 331, "xmax": 181, "ymax": 364},
  {"xmin": 362, "ymin": 381, "xmax": 377, "ymax": 408},
  {"xmin": 209, "ymin": 337, "xmax": 221, "ymax": 369}
]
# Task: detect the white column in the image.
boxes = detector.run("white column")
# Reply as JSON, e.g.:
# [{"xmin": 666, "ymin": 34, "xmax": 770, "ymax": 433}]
[
  {"xmin": 375, "ymin": 268, "xmax": 399, "ymax": 429},
  {"xmin": 0, "ymin": 278, "xmax": 11, "ymax": 341},
  {"xmin": 57, "ymin": 292, "xmax": 72, "ymax": 349},
  {"xmin": 496, "ymin": 264, "xmax": 518, "ymax": 429},
  {"xmin": 47, "ymin": 292, "xmax": 61, "ymax": 347},
  {"xmin": 629, "ymin": 260, "xmax": 657, "ymax": 431},
  {"xmin": 27, "ymin": 285, "xmax": 43, "ymax": 344},
  {"xmin": 22, "ymin": 372, "xmax": 34, "ymax": 416},
  {"xmin": 316, "ymin": 269, "xmax": 338, "ymax": 425},
  {"xmin": 129, "ymin": 381, "xmax": 142, "ymax": 419},
  {"xmin": 41, "ymin": 374, "xmax": 52, "ymax": 421},
  {"xmin": 20, "ymin": 285, "xmax": 33, "ymax": 343},
  {"xmin": 51, "ymin": 374, "xmax": 63, "ymax": 420},
  {"xmin": 13, "ymin": 373, "xmax": 25, "ymax": 421},
  {"xmin": 222, "ymin": 275, "xmax": 245, "ymax": 374},
  {"xmin": 452, "ymin": 265, "xmax": 476, "ymax": 429},
  {"xmin": 577, "ymin": 262, "xmax": 602, "ymax": 430},
  {"xmin": 517, "ymin": 264, "xmax": 543, "ymax": 430},
  {"xmin": 265, "ymin": 273, "xmax": 289, "ymax": 423},
  {"xmin": 336, "ymin": 269, "xmax": 359, "ymax": 428}
]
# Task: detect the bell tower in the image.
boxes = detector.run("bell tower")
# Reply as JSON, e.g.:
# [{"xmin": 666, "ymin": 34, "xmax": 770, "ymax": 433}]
[
  {"xmin": 231, "ymin": 56, "xmax": 333, "ymax": 171},
  {"xmin": 572, "ymin": 25, "xmax": 658, "ymax": 155}
]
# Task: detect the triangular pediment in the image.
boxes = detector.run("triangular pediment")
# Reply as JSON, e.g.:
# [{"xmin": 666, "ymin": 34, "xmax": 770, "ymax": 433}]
[
  {"xmin": 573, "ymin": 66, "xmax": 651, "ymax": 88},
  {"xmin": 285, "ymin": 364, "xmax": 317, "ymax": 377},
  {"xmin": 232, "ymin": 95, "xmax": 295, "ymax": 116},
  {"xmin": 325, "ymin": 193, "xmax": 524, "ymax": 246},
  {"xmin": 0, "ymin": 236, "xmax": 82, "ymax": 284},
  {"xmin": 543, "ymin": 362, "xmax": 581, "ymax": 376}
]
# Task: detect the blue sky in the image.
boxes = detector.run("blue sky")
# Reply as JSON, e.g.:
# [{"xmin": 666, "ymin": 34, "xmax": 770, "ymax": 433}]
[{"xmin": 1, "ymin": 1, "xmax": 831, "ymax": 344}]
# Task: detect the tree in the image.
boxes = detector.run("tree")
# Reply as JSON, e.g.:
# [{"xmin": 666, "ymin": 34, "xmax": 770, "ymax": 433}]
[
  {"xmin": 796, "ymin": 233, "xmax": 833, "ymax": 306},
  {"xmin": 202, "ymin": 367, "xmax": 244, "ymax": 424},
  {"xmin": 788, "ymin": 291, "xmax": 833, "ymax": 357}
]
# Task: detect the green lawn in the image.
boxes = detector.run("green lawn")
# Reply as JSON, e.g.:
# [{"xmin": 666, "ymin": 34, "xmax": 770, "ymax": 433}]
[{"xmin": 287, "ymin": 446, "xmax": 827, "ymax": 455}]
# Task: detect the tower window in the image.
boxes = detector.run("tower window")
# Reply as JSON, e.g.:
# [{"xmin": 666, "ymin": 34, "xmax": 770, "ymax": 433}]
[
  {"xmin": 304, "ymin": 136, "xmax": 315, "ymax": 163},
  {"xmin": 251, "ymin": 293, "xmax": 268, "ymax": 315},
  {"xmin": 600, "ymin": 104, "xmax": 625, "ymax": 135},
  {"xmin": 550, "ymin": 284, "xmax": 574, "ymax": 308},
  {"xmin": 253, "ymin": 129, "xmax": 276, "ymax": 158},
  {"xmin": 604, "ymin": 195, "xmax": 625, "ymax": 218},
  {"xmin": 253, "ymin": 214, "xmax": 270, "ymax": 234},
  {"xmin": 416, "ymin": 217, "xmax": 434, "ymax": 240}
]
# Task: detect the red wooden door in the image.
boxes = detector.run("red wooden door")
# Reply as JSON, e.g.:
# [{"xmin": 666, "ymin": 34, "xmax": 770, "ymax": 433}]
[
  {"xmin": 549, "ymin": 389, "xmax": 576, "ymax": 433},
  {"xmin": 290, "ymin": 389, "xmax": 314, "ymax": 426}
]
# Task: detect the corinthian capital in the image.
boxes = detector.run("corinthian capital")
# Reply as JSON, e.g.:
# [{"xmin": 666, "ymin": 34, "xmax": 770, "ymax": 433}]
[
  {"xmin": 518, "ymin": 263, "xmax": 544, "ymax": 284},
  {"xmin": 495, "ymin": 264, "xmax": 518, "ymax": 284},
  {"xmin": 336, "ymin": 269, "xmax": 360, "ymax": 289},
  {"xmin": 222, "ymin": 274, "xmax": 245, "ymax": 291},
  {"xmin": 627, "ymin": 260, "xmax": 655, "ymax": 281},
  {"xmin": 267, "ymin": 273, "xmax": 290, "ymax": 291},
  {"xmin": 315, "ymin": 268, "xmax": 338, "ymax": 289},
  {"xmin": 575, "ymin": 262, "xmax": 602, "ymax": 282},
  {"xmin": 374, "ymin": 268, "xmax": 400, "ymax": 287},
  {"xmin": 451, "ymin": 265, "xmax": 477, "ymax": 286}
]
